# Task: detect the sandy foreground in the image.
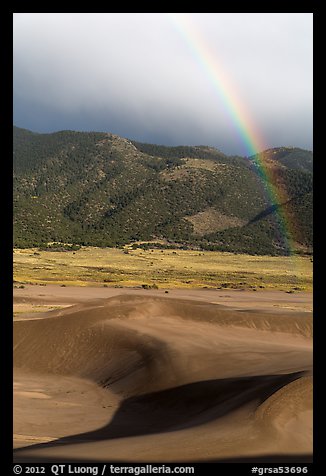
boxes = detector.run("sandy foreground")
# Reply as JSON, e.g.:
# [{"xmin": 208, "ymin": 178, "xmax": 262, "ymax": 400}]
[{"xmin": 13, "ymin": 286, "xmax": 313, "ymax": 462}]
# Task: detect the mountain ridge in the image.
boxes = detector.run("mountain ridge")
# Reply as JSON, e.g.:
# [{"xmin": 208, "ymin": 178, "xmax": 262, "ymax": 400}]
[{"xmin": 13, "ymin": 126, "xmax": 313, "ymax": 255}]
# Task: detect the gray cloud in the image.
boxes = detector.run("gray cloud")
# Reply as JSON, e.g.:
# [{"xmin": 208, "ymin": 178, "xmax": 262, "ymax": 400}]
[{"xmin": 13, "ymin": 13, "xmax": 313, "ymax": 155}]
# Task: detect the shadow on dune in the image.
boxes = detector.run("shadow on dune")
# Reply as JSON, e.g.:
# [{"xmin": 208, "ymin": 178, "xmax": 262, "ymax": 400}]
[{"xmin": 14, "ymin": 371, "xmax": 306, "ymax": 459}]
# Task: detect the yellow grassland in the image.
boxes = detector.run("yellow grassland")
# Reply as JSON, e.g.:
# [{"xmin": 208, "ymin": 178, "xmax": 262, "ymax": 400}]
[{"xmin": 13, "ymin": 246, "xmax": 312, "ymax": 291}]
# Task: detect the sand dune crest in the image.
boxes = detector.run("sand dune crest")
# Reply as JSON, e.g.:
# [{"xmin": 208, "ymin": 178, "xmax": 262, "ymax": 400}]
[{"xmin": 14, "ymin": 294, "xmax": 312, "ymax": 462}]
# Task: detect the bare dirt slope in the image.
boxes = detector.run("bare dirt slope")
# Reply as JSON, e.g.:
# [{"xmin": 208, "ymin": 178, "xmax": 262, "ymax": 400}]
[{"xmin": 13, "ymin": 291, "xmax": 313, "ymax": 462}]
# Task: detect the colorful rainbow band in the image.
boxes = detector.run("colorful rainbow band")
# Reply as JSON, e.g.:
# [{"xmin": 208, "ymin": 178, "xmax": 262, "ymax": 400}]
[{"xmin": 168, "ymin": 13, "xmax": 293, "ymax": 254}]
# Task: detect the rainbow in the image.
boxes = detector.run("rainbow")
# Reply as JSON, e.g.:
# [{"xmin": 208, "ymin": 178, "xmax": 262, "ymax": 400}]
[{"xmin": 168, "ymin": 13, "xmax": 296, "ymax": 255}]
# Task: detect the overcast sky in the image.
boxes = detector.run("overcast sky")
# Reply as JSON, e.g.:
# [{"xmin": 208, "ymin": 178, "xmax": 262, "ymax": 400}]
[{"xmin": 13, "ymin": 13, "xmax": 313, "ymax": 155}]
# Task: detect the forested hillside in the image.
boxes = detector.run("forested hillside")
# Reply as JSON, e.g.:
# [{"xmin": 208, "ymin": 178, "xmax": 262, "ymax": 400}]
[{"xmin": 13, "ymin": 126, "xmax": 313, "ymax": 255}]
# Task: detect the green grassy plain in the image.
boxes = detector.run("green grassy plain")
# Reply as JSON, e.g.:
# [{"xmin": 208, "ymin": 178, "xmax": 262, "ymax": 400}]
[{"xmin": 13, "ymin": 246, "xmax": 313, "ymax": 291}]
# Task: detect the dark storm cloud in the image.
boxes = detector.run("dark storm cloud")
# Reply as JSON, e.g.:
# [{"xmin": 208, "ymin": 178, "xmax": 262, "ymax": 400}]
[{"xmin": 13, "ymin": 13, "xmax": 313, "ymax": 154}]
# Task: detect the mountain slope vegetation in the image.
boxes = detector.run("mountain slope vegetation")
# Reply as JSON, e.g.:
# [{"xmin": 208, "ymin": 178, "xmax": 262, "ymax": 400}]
[{"xmin": 13, "ymin": 126, "xmax": 313, "ymax": 255}]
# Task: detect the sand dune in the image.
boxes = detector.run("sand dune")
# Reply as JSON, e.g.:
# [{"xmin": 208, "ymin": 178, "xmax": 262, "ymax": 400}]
[{"xmin": 13, "ymin": 294, "xmax": 313, "ymax": 462}]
